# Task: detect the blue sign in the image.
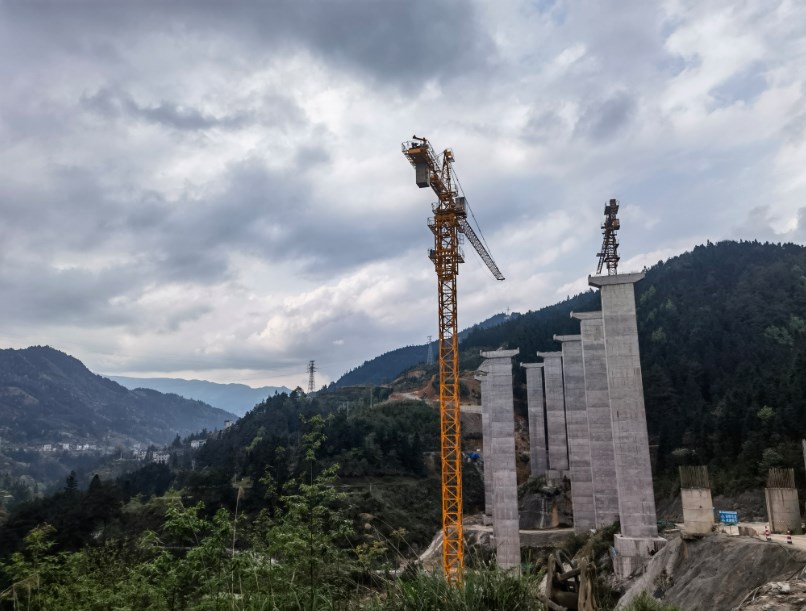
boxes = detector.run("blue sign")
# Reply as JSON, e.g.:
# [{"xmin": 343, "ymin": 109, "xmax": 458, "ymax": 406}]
[{"xmin": 719, "ymin": 510, "xmax": 738, "ymax": 525}]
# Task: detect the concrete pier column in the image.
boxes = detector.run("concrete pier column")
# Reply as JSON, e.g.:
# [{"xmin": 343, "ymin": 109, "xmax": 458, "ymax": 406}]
[
  {"xmin": 474, "ymin": 367, "xmax": 493, "ymax": 521},
  {"xmin": 765, "ymin": 468, "xmax": 802, "ymax": 534},
  {"xmin": 537, "ymin": 352, "xmax": 569, "ymax": 480},
  {"xmin": 589, "ymin": 272, "xmax": 664, "ymax": 577},
  {"xmin": 553, "ymin": 335, "xmax": 595, "ymax": 534},
  {"xmin": 571, "ymin": 311, "xmax": 619, "ymax": 528},
  {"xmin": 522, "ymin": 363, "xmax": 548, "ymax": 479},
  {"xmin": 479, "ymin": 348, "xmax": 521, "ymax": 571},
  {"xmin": 679, "ymin": 466, "xmax": 714, "ymax": 536}
]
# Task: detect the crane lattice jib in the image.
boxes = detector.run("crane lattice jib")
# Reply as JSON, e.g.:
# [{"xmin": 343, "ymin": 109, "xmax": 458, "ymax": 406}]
[
  {"xmin": 458, "ymin": 218, "xmax": 504, "ymax": 280},
  {"xmin": 402, "ymin": 136, "xmax": 504, "ymax": 581}
]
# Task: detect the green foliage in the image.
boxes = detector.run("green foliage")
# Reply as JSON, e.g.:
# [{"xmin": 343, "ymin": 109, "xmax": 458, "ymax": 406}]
[
  {"xmin": 364, "ymin": 567, "xmax": 543, "ymax": 611},
  {"xmin": 759, "ymin": 447, "xmax": 785, "ymax": 474},
  {"xmin": 650, "ymin": 327, "xmax": 667, "ymax": 344},
  {"xmin": 622, "ymin": 592, "xmax": 682, "ymax": 611},
  {"xmin": 756, "ymin": 405, "xmax": 775, "ymax": 422},
  {"xmin": 561, "ymin": 531, "xmax": 590, "ymax": 558},
  {"xmin": 0, "ymin": 415, "xmax": 402, "ymax": 610}
]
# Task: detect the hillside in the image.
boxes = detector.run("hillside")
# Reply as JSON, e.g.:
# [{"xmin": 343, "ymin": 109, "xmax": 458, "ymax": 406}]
[
  {"xmin": 107, "ymin": 376, "xmax": 289, "ymax": 417},
  {"xmin": 0, "ymin": 346, "xmax": 236, "ymax": 447},
  {"xmin": 333, "ymin": 311, "xmax": 519, "ymax": 387}
]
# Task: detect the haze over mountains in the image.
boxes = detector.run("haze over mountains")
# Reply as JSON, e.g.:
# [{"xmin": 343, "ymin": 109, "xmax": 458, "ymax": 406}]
[{"xmin": 107, "ymin": 376, "xmax": 290, "ymax": 417}]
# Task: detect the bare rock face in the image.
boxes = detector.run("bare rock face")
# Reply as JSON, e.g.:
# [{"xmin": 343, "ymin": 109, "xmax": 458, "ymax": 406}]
[
  {"xmin": 618, "ymin": 533, "xmax": 806, "ymax": 611},
  {"xmin": 519, "ymin": 482, "xmax": 573, "ymax": 530}
]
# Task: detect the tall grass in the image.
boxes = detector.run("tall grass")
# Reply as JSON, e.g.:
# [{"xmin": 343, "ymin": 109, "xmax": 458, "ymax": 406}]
[{"xmin": 363, "ymin": 564, "xmax": 543, "ymax": 611}]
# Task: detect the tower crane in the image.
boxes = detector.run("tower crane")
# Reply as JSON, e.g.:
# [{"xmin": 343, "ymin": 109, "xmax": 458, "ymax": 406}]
[{"xmin": 402, "ymin": 136, "xmax": 504, "ymax": 578}]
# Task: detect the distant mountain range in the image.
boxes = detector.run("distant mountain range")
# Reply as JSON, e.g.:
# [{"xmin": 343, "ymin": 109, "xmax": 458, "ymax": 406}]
[
  {"xmin": 107, "ymin": 376, "xmax": 290, "ymax": 417},
  {"xmin": 0, "ymin": 346, "xmax": 236, "ymax": 447}
]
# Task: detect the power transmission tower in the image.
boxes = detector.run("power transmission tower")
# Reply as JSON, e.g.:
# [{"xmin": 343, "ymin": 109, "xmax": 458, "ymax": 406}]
[
  {"xmin": 426, "ymin": 335, "xmax": 434, "ymax": 365},
  {"xmin": 307, "ymin": 360, "xmax": 316, "ymax": 394}
]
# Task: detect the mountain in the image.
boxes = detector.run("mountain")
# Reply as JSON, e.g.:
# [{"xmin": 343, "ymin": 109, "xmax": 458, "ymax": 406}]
[
  {"xmin": 0, "ymin": 346, "xmax": 236, "ymax": 447},
  {"xmin": 107, "ymin": 376, "xmax": 289, "ymax": 417},
  {"xmin": 333, "ymin": 311, "xmax": 520, "ymax": 387}
]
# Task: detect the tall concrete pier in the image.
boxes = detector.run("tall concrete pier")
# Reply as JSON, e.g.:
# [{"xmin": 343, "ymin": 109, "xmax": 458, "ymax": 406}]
[
  {"xmin": 765, "ymin": 468, "xmax": 802, "ymax": 534},
  {"xmin": 474, "ymin": 367, "xmax": 494, "ymax": 521},
  {"xmin": 537, "ymin": 351, "xmax": 569, "ymax": 478},
  {"xmin": 679, "ymin": 466, "xmax": 714, "ymax": 536},
  {"xmin": 589, "ymin": 272, "xmax": 664, "ymax": 577},
  {"xmin": 553, "ymin": 335, "xmax": 595, "ymax": 533},
  {"xmin": 522, "ymin": 363, "xmax": 548, "ymax": 479},
  {"xmin": 479, "ymin": 349, "xmax": 521, "ymax": 571},
  {"xmin": 571, "ymin": 311, "xmax": 619, "ymax": 528}
]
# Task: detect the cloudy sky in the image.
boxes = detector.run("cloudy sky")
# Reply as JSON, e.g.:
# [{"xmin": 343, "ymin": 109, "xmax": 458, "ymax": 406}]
[{"xmin": 1, "ymin": 0, "xmax": 805, "ymax": 388}]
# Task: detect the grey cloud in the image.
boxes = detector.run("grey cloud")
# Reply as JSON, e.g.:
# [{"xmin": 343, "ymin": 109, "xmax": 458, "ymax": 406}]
[
  {"xmin": 2, "ymin": 1, "xmax": 496, "ymax": 89},
  {"xmin": 710, "ymin": 63, "xmax": 768, "ymax": 108},
  {"xmin": 525, "ymin": 108, "xmax": 567, "ymax": 142},
  {"xmin": 117, "ymin": 305, "xmax": 400, "ymax": 377},
  {"xmin": 0, "ymin": 147, "xmax": 424, "ymax": 328},
  {"xmin": 731, "ymin": 205, "xmax": 780, "ymax": 243},
  {"xmin": 0, "ymin": 253, "xmax": 216, "ymax": 333},
  {"xmin": 575, "ymin": 92, "xmax": 636, "ymax": 141},
  {"xmin": 782, "ymin": 109, "xmax": 806, "ymax": 146},
  {"xmin": 162, "ymin": 158, "xmax": 425, "ymax": 278},
  {"xmin": 0, "ymin": 262, "xmax": 142, "ymax": 327},
  {"xmin": 794, "ymin": 208, "xmax": 806, "ymax": 240},
  {"xmin": 119, "ymin": 342, "xmax": 305, "ymax": 374},
  {"xmin": 82, "ymin": 87, "xmax": 252, "ymax": 131}
]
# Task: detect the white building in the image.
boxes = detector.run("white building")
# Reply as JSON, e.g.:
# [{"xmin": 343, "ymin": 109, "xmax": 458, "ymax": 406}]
[{"xmin": 152, "ymin": 452, "xmax": 170, "ymax": 464}]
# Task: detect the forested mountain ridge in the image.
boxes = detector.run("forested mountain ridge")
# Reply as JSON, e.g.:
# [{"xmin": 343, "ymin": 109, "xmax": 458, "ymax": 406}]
[
  {"xmin": 0, "ymin": 346, "xmax": 236, "ymax": 447},
  {"xmin": 461, "ymin": 240, "xmax": 806, "ymax": 489}
]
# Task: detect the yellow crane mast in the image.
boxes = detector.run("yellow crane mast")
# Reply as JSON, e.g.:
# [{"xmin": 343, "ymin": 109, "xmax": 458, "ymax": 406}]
[{"xmin": 402, "ymin": 136, "xmax": 504, "ymax": 578}]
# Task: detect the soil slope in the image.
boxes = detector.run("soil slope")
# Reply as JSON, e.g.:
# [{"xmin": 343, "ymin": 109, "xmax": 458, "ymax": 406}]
[{"xmin": 618, "ymin": 533, "xmax": 806, "ymax": 611}]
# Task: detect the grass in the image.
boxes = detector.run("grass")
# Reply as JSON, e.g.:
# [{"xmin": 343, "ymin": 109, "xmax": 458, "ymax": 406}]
[
  {"xmin": 362, "ymin": 565, "xmax": 544, "ymax": 611},
  {"xmin": 621, "ymin": 592, "xmax": 683, "ymax": 611}
]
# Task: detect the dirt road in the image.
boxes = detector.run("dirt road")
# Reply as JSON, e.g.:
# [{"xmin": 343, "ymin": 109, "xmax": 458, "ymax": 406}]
[{"xmin": 724, "ymin": 522, "xmax": 806, "ymax": 551}]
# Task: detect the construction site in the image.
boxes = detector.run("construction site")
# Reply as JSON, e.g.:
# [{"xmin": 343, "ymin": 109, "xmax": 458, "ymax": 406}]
[{"xmin": 400, "ymin": 137, "xmax": 806, "ymax": 610}]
